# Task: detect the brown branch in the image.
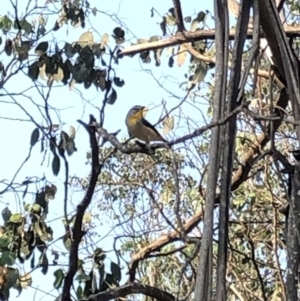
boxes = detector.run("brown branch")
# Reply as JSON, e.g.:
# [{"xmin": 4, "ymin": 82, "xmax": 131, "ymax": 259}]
[
  {"xmin": 183, "ymin": 42, "xmax": 271, "ymax": 82},
  {"xmin": 127, "ymin": 209, "xmax": 204, "ymax": 282},
  {"xmin": 120, "ymin": 26, "xmax": 300, "ymax": 57},
  {"xmin": 82, "ymin": 283, "xmax": 175, "ymax": 301},
  {"xmin": 61, "ymin": 115, "xmax": 102, "ymax": 301},
  {"xmin": 172, "ymin": 0, "xmax": 186, "ymax": 31}
]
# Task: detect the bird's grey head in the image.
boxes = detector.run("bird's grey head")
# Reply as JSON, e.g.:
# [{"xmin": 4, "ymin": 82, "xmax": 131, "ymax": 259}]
[{"xmin": 126, "ymin": 105, "xmax": 145, "ymax": 118}]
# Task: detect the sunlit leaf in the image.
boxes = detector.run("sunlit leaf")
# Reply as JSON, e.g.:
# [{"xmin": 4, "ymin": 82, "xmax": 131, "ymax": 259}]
[
  {"xmin": 149, "ymin": 36, "xmax": 159, "ymax": 42},
  {"xmin": 0, "ymin": 15, "xmax": 12, "ymax": 31},
  {"xmin": 163, "ymin": 116, "xmax": 175, "ymax": 135},
  {"xmin": 9, "ymin": 213, "xmax": 23, "ymax": 224},
  {"xmin": 78, "ymin": 31, "xmax": 94, "ymax": 47},
  {"xmin": 100, "ymin": 33, "xmax": 109, "ymax": 48},
  {"xmin": 19, "ymin": 273, "xmax": 32, "ymax": 289},
  {"xmin": 38, "ymin": 15, "xmax": 47, "ymax": 26},
  {"xmin": 177, "ymin": 44, "xmax": 187, "ymax": 67},
  {"xmin": 69, "ymin": 125, "xmax": 76, "ymax": 139},
  {"xmin": 69, "ymin": 78, "xmax": 76, "ymax": 91},
  {"xmin": 165, "ymin": 14, "xmax": 176, "ymax": 26}
]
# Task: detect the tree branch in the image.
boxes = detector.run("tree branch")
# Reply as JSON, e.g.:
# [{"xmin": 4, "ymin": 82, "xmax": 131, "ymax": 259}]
[
  {"xmin": 61, "ymin": 115, "xmax": 102, "ymax": 301},
  {"xmin": 172, "ymin": 0, "xmax": 186, "ymax": 31},
  {"xmin": 120, "ymin": 26, "xmax": 300, "ymax": 57},
  {"xmin": 82, "ymin": 281, "xmax": 175, "ymax": 301}
]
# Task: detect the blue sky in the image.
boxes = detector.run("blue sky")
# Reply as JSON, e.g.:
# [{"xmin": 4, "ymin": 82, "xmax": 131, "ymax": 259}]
[{"xmin": 0, "ymin": 0, "xmax": 219, "ymax": 300}]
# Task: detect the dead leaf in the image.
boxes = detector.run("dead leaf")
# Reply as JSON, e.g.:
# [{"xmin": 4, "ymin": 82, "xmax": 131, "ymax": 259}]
[
  {"xmin": 166, "ymin": 46, "xmax": 174, "ymax": 57},
  {"xmin": 100, "ymin": 33, "xmax": 109, "ymax": 48},
  {"xmin": 137, "ymin": 38, "xmax": 148, "ymax": 44},
  {"xmin": 69, "ymin": 126, "xmax": 76, "ymax": 139},
  {"xmin": 39, "ymin": 63, "xmax": 47, "ymax": 80},
  {"xmin": 83, "ymin": 213, "xmax": 92, "ymax": 224},
  {"xmin": 53, "ymin": 67, "xmax": 64, "ymax": 82},
  {"xmin": 77, "ymin": 31, "xmax": 94, "ymax": 47},
  {"xmin": 163, "ymin": 116, "xmax": 175, "ymax": 135},
  {"xmin": 69, "ymin": 78, "xmax": 76, "ymax": 91},
  {"xmin": 38, "ymin": 15, "xmax": 46, "ymax": 25},
  {"xmin": 177, "ymin": 44, "xmax": 187, "ymax": 67},
  {"xmin": 20, "ymin": 273, "xmax": 32, "ymax": 288}
]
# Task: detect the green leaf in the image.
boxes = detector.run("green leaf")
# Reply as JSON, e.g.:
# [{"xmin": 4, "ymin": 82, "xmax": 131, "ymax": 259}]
[
  {"xmin": 9, "ymin": 213, "xmax": 23, "ymax": 223},
  {"xmin": 16, "ymin": 41, "xmax": 31, "ymax": 54},
  {"xmin": 31, "ymin": 204, "xmax": 42, "ymax": 214},
  {"xmin": 76, "ymin": 285, "xmax": 84, "ymax": 300},
  {"xmin": 75, "ymin": 272, "xmax": 90, "ymax": 282},
  {"xmin": 0, "ymin": 251, "xmax": 17, "ymax": 265},
  {"xmin": 0, "ymin": 234, "xmax": 13, "ymax": 249},
  {"xmin": 53, "ymin": 268, "xmax": 64, "ymax": 289},
  {"xmin": 111, "ymin": 262, "xmax": 121, "ymax": 282},
  {"xmin": 6, "ymin": 267, "xmax": 19, "ymax": 287},
  {"xmin": 0, "ymin": 15, "xmax": 12, "ymax": 31},
  {"xmin": 18, "ymin": 19, "xmax": 33, "ymax": 34},
  {"xmin": 63, "ymin": 235, "xmax": 72, "ymax": 251},
  {"xmin": 30, "ymin": 128, "xmax": 40, "ymax": 147},
  {"xmin": 52, "ymin": 154, "xmax": 60, "ymax": 176},
  {"xmin": 165, "ymin": 14, "xmax": 176, "ymax": 26}
]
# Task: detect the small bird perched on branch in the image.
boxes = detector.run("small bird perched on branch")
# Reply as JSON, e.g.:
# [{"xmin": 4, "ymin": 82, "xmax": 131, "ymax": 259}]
[{"xmin": 125, "ymin": 105, "xmax": 167, "ymax": 144}]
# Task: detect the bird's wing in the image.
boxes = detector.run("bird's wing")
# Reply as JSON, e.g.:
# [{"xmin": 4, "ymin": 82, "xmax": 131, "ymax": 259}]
[{"xmin": 142, "ymin": 118, "xmax": 166, "ymax": 141}]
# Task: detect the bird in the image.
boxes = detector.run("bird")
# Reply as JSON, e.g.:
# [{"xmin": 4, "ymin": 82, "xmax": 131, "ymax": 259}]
[{"xmin": 125, "ymin": 105, "xmax": 167, "ymax": 144}]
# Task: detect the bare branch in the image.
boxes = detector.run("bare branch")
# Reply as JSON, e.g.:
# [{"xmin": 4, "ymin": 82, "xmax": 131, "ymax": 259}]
[
  {"xmin": 61, "ymin": 115, "xmax": 102, "ymax": 301},
  {"xmin": 120, "ymin": 26, "xmax": 300, "ymax": 57},
  {"xmin": 82, "ymin": 283, "xmax": 175, "ymax": 301}
]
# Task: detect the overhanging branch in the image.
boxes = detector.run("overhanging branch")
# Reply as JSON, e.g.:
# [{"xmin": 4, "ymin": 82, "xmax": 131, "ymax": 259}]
[{"xmin": 120, "ymin": 26, "xmax": 300, "ymax": 57}]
